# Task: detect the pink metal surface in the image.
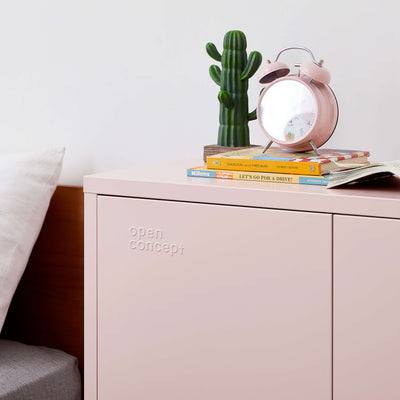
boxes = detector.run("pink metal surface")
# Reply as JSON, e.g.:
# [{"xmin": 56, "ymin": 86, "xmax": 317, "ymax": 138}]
[
  {"xmin": 83, "ymin": 159, "xmax": 400, "ymax": 219},
  {"xmin": 84, "ymin": 193, "xmax": 98, "ymax": 400},
  {"xmin": 334, "ymin": 215, "xmax": 400, "ymax": 400},
  {"xmin": 258, "ymin": 61, "xmax": 290, "ymax": 84},
  {"xmin": 299, "ymin": 61, "xmax": 331, "ymax": 84},
  {"xmin": 96, "ymin": 196, "xmax": 332, "ymax": 400},
  {"xmin": 84, "ymin": 160, "xmax": 400, "ymax": 400}
]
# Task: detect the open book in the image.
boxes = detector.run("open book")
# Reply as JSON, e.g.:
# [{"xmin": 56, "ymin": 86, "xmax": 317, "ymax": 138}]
[{"xmin": 327, "ymin": 161, "xmax": 400, "ymax": 188}]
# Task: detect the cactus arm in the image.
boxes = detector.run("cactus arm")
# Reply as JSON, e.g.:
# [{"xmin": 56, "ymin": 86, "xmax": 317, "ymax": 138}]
[
  {"xmin": 218, "ymin": 90, "xmax": 233, "ymax": 109},
  {"xmin": 248, "ymin": 109, "xmax": 257, "ymax": 121},
  {"xmin": 209, "ymin": 65, "xmax": 221, "ymax": 85},
  {"xmin": 240, "ymin": 51, "xmax": 262, "ymax": 80},
  {"xmin": 206, "ymin": 42, "xmax": 222, "ymax": 62}
]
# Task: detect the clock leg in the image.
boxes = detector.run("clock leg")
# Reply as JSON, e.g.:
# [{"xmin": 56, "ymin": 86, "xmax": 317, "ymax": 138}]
[
  {"xmin": 262, "ymin": 140, "xmax": 274, "ymax": 154},
  {"xmin": 309, "ymin": 139, "xmax": 320, "ymax": 156}
]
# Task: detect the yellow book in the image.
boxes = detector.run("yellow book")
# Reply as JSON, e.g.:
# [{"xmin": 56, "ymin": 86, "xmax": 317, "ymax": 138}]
[{"xmin": 206, "ymin": 146, "xmax": 370, "ymax": 176}]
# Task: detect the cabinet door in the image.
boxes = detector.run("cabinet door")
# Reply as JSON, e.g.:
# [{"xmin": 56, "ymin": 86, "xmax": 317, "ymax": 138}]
[
  {"xmin": 97, "ymin": 196, "xmax": 332, "ymax": 400},
  {"xmin": 334, "ymin": 215, "xmax": 400, "ymax": 400}
]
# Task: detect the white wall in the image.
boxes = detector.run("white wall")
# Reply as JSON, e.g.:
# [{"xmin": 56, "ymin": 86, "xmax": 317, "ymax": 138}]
[{"xmin": 0, "ymin": 0, "xmax": 399, "ymax": 185}]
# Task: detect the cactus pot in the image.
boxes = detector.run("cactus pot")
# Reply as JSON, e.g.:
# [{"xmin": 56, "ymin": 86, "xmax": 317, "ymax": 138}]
[{"xmin": 203, "ymin": 144, "xmax": 259, "ymax": 163}]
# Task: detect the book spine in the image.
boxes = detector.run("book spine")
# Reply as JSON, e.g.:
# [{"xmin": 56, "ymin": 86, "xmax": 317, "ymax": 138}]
[
  {"xmin": 206, "ymin": 157, "xmax": 322, "ymax": 175},
  {"xmin": 187, "ymin": 168, "xmax": 329, "ymax": 186}
]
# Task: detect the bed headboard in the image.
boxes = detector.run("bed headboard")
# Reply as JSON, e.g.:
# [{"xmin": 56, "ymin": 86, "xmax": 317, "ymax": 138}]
[{"xmin": 1, "ymin": 185, "xmax": 84, "ymax": 373}]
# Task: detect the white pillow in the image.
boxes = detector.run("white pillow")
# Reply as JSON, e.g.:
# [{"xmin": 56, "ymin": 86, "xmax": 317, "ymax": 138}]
[{"xmin": 0, "ymin": 147, "xmax": 65, "ymax": 332}]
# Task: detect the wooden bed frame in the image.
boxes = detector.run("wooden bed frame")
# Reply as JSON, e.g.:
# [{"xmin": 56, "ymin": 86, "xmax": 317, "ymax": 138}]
[{"xmin": 0, "ymin": 186, "xmax": 84, "ymax": 376}]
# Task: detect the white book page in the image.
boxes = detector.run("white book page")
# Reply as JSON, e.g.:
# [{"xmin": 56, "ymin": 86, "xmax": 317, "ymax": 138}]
[{"xmin": 327, "ymin": 161, "xmax": 400, "ymax": 188}]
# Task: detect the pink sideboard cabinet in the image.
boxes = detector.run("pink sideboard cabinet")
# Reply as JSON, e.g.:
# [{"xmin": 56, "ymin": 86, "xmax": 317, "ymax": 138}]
[{"xmin": 84, "ymin": 159, "xmax": 400, "ymax": 400}]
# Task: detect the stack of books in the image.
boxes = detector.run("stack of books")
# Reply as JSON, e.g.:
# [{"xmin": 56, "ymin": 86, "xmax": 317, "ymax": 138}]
[{"xmin": 187, "ymin": 146, "xmax": 371, "ymax": 186}]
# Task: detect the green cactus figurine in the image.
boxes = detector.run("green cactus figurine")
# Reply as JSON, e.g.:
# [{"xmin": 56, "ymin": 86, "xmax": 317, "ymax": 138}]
[{"xmin": 206, "ymin": 30, "xmax": 262, "ymax": 147}]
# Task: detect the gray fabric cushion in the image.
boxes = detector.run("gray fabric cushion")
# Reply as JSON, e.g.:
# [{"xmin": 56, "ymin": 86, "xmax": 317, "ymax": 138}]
[{"xmin": 0, "ymin": 339, "xmax": 81, "ymax": 400}]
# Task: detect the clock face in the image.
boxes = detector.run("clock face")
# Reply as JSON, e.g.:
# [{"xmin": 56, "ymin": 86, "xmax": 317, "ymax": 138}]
[{"xmin": 259, "ymin": 80, "xmax": 317, "ymax": 143}]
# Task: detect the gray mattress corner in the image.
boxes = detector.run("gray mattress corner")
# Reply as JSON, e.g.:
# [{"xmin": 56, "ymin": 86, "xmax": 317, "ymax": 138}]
[{"xmin": 0, "ymin": 339, "xmax": 81, "ymax": 400}]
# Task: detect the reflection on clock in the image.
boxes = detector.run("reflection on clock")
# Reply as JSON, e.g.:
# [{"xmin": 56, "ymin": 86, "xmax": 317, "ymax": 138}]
[
  {"xmin": 283, "ymin": 112, "xmax": 316, "ymax": 141},
  {"xmin": 258, "ymin": 80, "xmax": 318, "ymax": 143}
]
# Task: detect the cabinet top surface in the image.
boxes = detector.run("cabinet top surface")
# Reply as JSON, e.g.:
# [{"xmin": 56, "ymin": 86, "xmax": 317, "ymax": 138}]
[{"xmin": 84, "ymin": 158, "xmax": 400, "ymax": 219}]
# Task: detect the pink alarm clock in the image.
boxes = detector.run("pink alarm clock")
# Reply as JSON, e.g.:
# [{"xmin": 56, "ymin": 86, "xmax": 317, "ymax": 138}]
[{"xmin": 257, "ymin": 47, "xmax": 338, "ymax": 154}]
